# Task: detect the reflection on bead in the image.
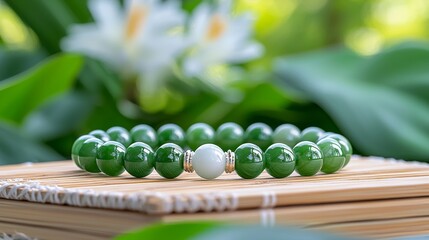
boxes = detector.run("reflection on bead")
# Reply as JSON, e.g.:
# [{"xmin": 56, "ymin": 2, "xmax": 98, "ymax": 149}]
[
  {"xmin": 89, "ymin": 130, "xmax": 110, "ymax": 142},
  {"xmin": 244, "ymin": 123, "xmax": 273, "ymax": 151},
  {"xmin": 235, "ymin": 143, "xmax": 265, "ymax": 179},
  {"xmin": 265, "ymin": 143, "xmax": 295, "ymax": 178},
  {"xmin": 130, "ymin": 124, "xmax": 158, "ymax": 149},
  {"xmin": 216, "ymin": 122, "xmax": 244, "ymax": 151},
  {"xmin": 186, "ymin": 123, "xmax": 215, "ymax": 150},
  {"xmin": 124, "ymin": 142, "xmax": 154, "ymax": 178},
  {"xmin": 154, "ymin": 143, "xmax": 184, "ymax": 179},
  {"xmin": 107, "ymin": 126, "xmax": 131, "ymax": 147},
  {"xmin": 317, "ymin": 138, "xmax": 345, "ymax": 174},
  {"xmin": 300, "ymin": 127, "xmax": 325, "ymax": 143},
  {"xmin": 96, "ymin": 141, "xmax": 126, "ymax": 176},
  {"xmin": 157, "ymin": 124, "xmax": 186, "ymax": 147},
  {"xmin": 272, "ymin": 124, "xmax": 300, "ymax": 147},
  {"xmin": 293, "ymin": 141, "xmax": 323, "ymax": 176},
  {"xmin": 323, "ymin": 133, "xmax": 352, "ymax": 168},
  {"xmin": 71, "ymin": 135, "xmax": 94, "ymax": 170},
  {"xmin": 78, "ymin": 138, "xmax": 104, "ymax": 173}
]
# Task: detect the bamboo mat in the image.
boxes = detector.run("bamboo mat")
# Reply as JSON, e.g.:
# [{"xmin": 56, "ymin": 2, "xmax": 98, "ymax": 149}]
[
  {"xmin": 1, "ymin": 156, "xmax": 429, "ymax": 214},
  {"xmin": 1, "ymin": 197, "xmax": 429, "ymax": 239}
]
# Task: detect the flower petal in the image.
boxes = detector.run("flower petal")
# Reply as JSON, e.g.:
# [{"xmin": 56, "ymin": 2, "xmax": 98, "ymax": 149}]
[
  {"xmin": 89, "ymin": 0, "xmax": 124, "ymax": 27},
  {"xmin": 224, "ymin": 41, "xmax": 264, "ymax": 63}
]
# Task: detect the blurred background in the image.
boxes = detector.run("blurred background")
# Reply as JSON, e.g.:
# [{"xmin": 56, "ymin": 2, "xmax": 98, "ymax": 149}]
[{"xmin": 0, "ymin": 0, "xmax": 429, "ymax": 165}]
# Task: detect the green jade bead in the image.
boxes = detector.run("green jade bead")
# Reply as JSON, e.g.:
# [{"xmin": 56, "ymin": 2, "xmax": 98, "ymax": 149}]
[
  {"xmin": 272, "ymin": 124, "xmax": 301, "ymax": 147},
  {"xmin": 154, "ymin": 143, "xmax": 184, "ymax": 179},
  {"xmin": 89, "ymin": 130, "xmax": 110, "ymax": 142},
  {"xmin": 300, "ymin": 127, "xmax": 325, "ymax": 143},
  {"xmin": 96, "ymin": 141, "xmax": 126, "ymax": 176},
  {"xmin": 78, "ymin": 138, "xmax": 104, "ymax": 173},
  {"xmin": 293, "ymin": 141, "xmax": 323, "ymax": 176},
  {"xmin": 264, "ymin": 143, "xmax": 296, "ymax": 178},
  {"xmin": 124, "ymin": 142, "xmax": 155, "ymax": 178},
  {"xmin": 244, "ymin": 123, "xmax": 273, "ymax": 151},
  {"xmin": 215, "ymin": 122, "xmax": 244, "ymax": 151},
  {"xmin": 71, "ymin": 135, "xmax": 94, "ymax": 169},
  {"xmin": 186, "ymin": 123, "xmax": 215, "ymax": 150},
  {"xmin": 157, "ymin": 124, "xmax": 186, "ymax": 147},
  {"xmin": 107, "ymin": 127, "xmax": 132, "ymax": 147},
  {"xmin": 324, "ymin": 133, "xmax": 352, "ymax": 167},
  {"xmin": 317, "ymin": 138, "xmax": 345, "ymax": 174},
  {"xmin": 130, "ymin": 124, "xmax": 158, "ymax": 149},
  {"xmin": 234, "ymin": 143, "xmax": 265, "ymax": 179}
]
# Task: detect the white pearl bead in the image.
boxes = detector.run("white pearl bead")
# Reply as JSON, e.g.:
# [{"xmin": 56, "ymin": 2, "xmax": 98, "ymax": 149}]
[{"xmin": 192, "ymin": 144, "xmax": 226, "ymax": 180}]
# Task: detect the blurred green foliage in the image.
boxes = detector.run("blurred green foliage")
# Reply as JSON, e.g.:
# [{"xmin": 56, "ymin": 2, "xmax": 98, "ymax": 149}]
[
  {"xmin": 275, "ymin": 42, "xmax": 429, "ymax": 161},
  {"xmin": 0, "ymin": 0, "xmax": 428, "ymax": 164},
  {"xmin": 0, "ymin": 54, "xmax": 82, "ymax": 124},
  {"xmin": 115, "ymin": 221, "xmax": 352, "ymax": 240}
]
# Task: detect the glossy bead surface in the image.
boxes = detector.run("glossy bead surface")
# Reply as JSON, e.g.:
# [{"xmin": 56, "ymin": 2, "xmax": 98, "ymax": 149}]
[
  {"xmin": 264, "ymin": 143, "xmax": 295, "ymax": 178},
  {"xmin": 71, "ymin": 135, "xmax": 94, "ymax": 169},
  {"xmin": 234, "ymin": 143, "xmax": 265, "ymax": 179},
  {"xmin": 293, "ymin": 141, "xmax": 323, "ymax": 176},
  {"xmin": 300, "ymin": 127, "xmax": 325, "ymax": 143},
  {"xmin": 107, "ymin": 126, "xmax": 131, "ymax": 147},
  {"xmin": 317, "ymin": 138, "xmax": 345, "ymax": 174},
  {"xmin": 244, "ymin": 123, "xmax": 273, "ymax": 150},
  {"xmin": 154, "ymin": 143, "xmax": 184, "ymax": 179},
  {"xmin": 186, "ymin": 123, "xmax": 215, "ymax": 150},
  {"xmin": 96, "ymin": 141, "xmax": 126, "ymax": 176},
  {"xmin": 215, "ymin": 122, "xmax": 244, "ymax": 151},
  {"xmin": 157, "ymin": 124, "xmax": 186, "ymax": 147},
  {"xmin": 89, "ymin": 130, "xmax": 110, "ymax": 142},
  {"xmin": 78, "ymin": 138, "xmax": 103, "ymax": 173},
  {"xmin": 124, "ymin": 142, "xmax": 155, "ymax": 178},
  {"xmin": 130, "ymin": 124, "xmax": 158, "ymax": 149},
  {"xmin": 272, "ymin": 124, "xmax": 301, "ymax": 147},
  {"xmin": 324, "ymin": 133, "xmax": 352, "ymax": 167},
  {"xmin": 192, "ymin": 144, "xmax": 226, "ymax": 180}
]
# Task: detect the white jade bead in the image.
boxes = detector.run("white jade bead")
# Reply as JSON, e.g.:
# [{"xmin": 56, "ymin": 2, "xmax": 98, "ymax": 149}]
[{"xmin": 192, "ymin": 144, "xmax": 226, "ymax": 180}]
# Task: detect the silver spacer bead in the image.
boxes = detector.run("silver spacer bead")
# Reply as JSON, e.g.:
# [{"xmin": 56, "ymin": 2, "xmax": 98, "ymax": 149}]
[
  {"xmin": 225, "ymin": 150, "xmax": 235, "ymax": 173},
  {"xmin": 183, "ymin": 150, "xmax": 194, "ymax": 173}
]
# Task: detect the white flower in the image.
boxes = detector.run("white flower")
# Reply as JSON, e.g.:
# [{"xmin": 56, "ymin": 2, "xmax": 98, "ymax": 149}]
[
  {"xmin": 183, "ymin": 0, "xmax": 264, "ymax": 79},
  {"xmin": 61, "ymin": 0, "xmax": 187, "ymax": 98}
]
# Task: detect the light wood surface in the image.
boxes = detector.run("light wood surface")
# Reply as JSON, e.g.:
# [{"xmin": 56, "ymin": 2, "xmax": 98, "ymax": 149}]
[
  {"xmin": 1, "ymin": 197, "xmax": 429, "ymax": 239},
  {"xmin": 1, "ymin": 157, "xmax": 429, "ymax": 213},
  {"xmin": 1, "ymin": 157, "xmax": 429, "ymax": 239}
]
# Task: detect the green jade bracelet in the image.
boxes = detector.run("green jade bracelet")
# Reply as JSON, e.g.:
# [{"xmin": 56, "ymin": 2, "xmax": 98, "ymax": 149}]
[{"xmin": 71, "ymin": 123, "xmax": 353, "ymax": 180}]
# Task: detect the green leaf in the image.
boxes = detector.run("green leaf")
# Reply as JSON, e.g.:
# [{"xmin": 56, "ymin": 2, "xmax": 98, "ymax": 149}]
[
  {"xmin": 274, "ymin": 41, "xmax": 429, "ymax": 161},
  {"xmin": 0, "ymin": 49, "xmax": 46, "ymax": 80},
  {"xmin": 193, "ymin": 225, "xmax": 352, "ymax": 240},
  {"xmin": 22, "ymin": 91, "xmax": 94, "ymax": 141},
  {"xmin": 115, "ymin": 222, "xmax": 222, "ymax": 240},
  {"xmin": 115, "ymin": 221, "xmax": 353, "ymax": 240},
  {"xmin": 0, "ymin": 122, "xmax": 62, "ymax": 165},
  {"xmin": 5, "ymin": 0, "xmax": 91, "ymax": 53},
  {"xmin": 0, "ymin": 54, "xmax": 83, "ymax": 124}
]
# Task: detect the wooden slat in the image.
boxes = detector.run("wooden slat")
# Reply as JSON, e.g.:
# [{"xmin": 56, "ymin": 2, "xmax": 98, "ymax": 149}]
[
  {"xmin": 1, "ymin": 157, "xmax": 429, "ymax": 239},
  {"xmin": 1, "ymin": 197, "xmax": 429, "ymax": 239},
  {"xmin": 1, "ymin": 157, "xmax": 429, "ymax": 213}
]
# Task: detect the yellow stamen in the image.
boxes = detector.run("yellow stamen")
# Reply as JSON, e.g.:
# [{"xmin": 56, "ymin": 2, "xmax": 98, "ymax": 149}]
[
  {"xmin": 125, "ymin": 6, "xmax": 146, "ymax": 40},
  {"xmin": 205, "ymin": 14, "xmax": 226, "ymax": 41}
]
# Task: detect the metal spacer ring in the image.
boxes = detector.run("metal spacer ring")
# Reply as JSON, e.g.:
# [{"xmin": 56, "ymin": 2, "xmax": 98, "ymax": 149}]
[
  {"xmin": 183, "ymin": 150, "xmax": 194, "ymax": 173},
  {"xmin": 225, "ymin": 150, "xmax": 235, "ymax": 173}
]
